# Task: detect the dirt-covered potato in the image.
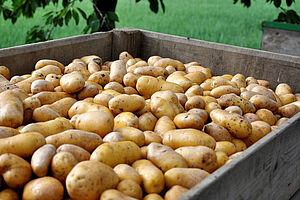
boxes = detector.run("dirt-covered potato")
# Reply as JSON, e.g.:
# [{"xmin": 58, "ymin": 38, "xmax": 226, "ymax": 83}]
[
  {"xmin": 66, "ymin": 160, "xmax": 119, "ymax": 200},
  {"xmin": 31, "ymin": 144, "xmax": 56, "ymax": 177},
  {"xmin": 22, "ymin": 177, "xmax": 64, "ymax": 200}
]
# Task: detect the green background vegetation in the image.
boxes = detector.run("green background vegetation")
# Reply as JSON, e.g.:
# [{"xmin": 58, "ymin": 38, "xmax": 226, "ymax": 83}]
[{"xmin": 0, "ymin": 0, "xmax": 299, "ymax": 49}]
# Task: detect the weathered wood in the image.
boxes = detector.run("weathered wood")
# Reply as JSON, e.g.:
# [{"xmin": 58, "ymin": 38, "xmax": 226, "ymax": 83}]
[
  {"xmin": 112, "ymin": 28, "xmax": 141, "ymax": 60},
  {"xmin": 180, "ymin": 112, "xmax": 300, "ymax": 200},
  {"xmin": 139, "ymin": 30, "xmax": 300, "ymax": 92},
  {"xmin": 0, "ymin": 32, "xmax": 112, "ymax": 76}
]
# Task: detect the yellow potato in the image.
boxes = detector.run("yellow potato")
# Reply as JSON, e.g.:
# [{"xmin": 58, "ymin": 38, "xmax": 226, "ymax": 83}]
[
  {"xmin": 66, "ymin": 160, "xmax": 119, "ymax": 200},
  {"xmin": 10, "ymin": 75, "xmax": 25, "ymax": 84},
  {"xmin": 75, "ymin": 111, "xmax": 114, "ymax": 137},
  {"xmin": 215, "ymin": 151, "xmax": 229, "ymax": 168},
  {"xmin": 250, "ymin": 85, "xmax": 276, "ymax": 101},
  {"xmin": 100, "ymin": 189, "xmax": 138, "ymax": 200},
  {"xmin": 35, "ymin": 59, "xmax": 64, "ymax": 72},
  {"xmin": 119, "ymin": 51, "xmax": 134, "ymax": 63},
  {"xmin": 147, "ymin": 142, "xmax": 188, "ymax": 172},
  {"xmin": 243, "ymin": 124, "xmax": 266, "ymax": 146},
  {"xmin": 57, "ymin": 144, "xmax": 90, "ymax": 162},
  {"xmin": 88, "ymin": 71, "xmax": 110, "ymax": 86},
  {"xmin": 117, "ymin": 179, "xmax": 143, "ymax": 199},
  {"xmin": 64, "ymin": 62, "xmax": 90, "ymax": 80},
  {"xmin": 175, "ymin": 146, "xmax": 218, "ymax": 173},
  {"xmin": 231, "ymin": 74, "xmax": 246, "ymax": 88},
  {"xmin": 0, "ymin": 65, "xmax": 10, "ymax": 80},
  {"xmin": 68, "ymin": 100, "xmax": 112, "ymax": 118},
  {"xmin": 205, "ymin": 102, "xmax": 221, "ymax": 114},
  {"xmin": 81, "ymin": 55, "xmax": 102, "ymax": 65},
  {"xmin": 0, "ymin": 132, "xmax": 45, "ymax": 158},
  {"xmin": 184, "ymin": 71, "xmax": 207, "ymax": 85},
  {"xmin": 143, "ymin": 194, "xmax": 164, "ymax": 200},
  {"xmin": 77, "ymin": 84, "xmax": 99, "ymax": 100},
  {"xmin": 141, "ymin": 146, "xmax": 148, "ymax": 158},
  {"xmin": 255, "ymin": 109, "xmax": 277, "ymax": 125},
  {"xmin": 132, "ymin": 159, "xmax": 165, "ymax": 194},
  {"xmin": 150, "ymin": 97, "xmax": 180, "ymax": 120},
  {"xmin": 210, "ymin": 85, "xmax": 241, "ymax": 98},
  {"xmin": 90, "ymin": 141, "xmax": 142, "ymax": 167},
  {"xmin": 0, "ymin": 153, "xmax": 32, "ymax": 188},
  {"xmin": 22, "ymin": 177, "xmax": 64, "ymax": 200},
  {"xmin": 279, "ymin": 94, "xmax": 296, "ymax": 105},
  {"xmin": 154, "ymin": 116, "xmax": 176, "ymax": 136},
  {"xmin": 124, "ymin": 86, "xmax": 139, "ymax": 95},
  {"xmin": 104, "ymin": 81, "xmax": 125, "ymax": 93},
  {"xmin": 218, "ymin": 93, "xmax": 256, "ymax": 113},
  {"xmin": 164, "ymin": 168, "xmax": 209, "ymax": 189},
  {"xmin": 32, "ymin": 91, "xmax": 72, "ymax": 105},
  {"xmin": 153, "ymin": 58, "xmax": 185, "ymax": 71},
  {"xmin": 114, "ymin": 127, "xmax": 145, "ymax": 147},
  {"xmin": 210, "ymin": 109, "xmax": 252, "ymax": 138},
  {"xmin": 276, "ymin": 117, "xmax": 289, "ymax": 126},
  {"xmin": 0, "ymin": 188, "xmax": 19, "ymax": 200},
  {"xmin": 0, "ymin": 126, "xmax": 20, "ymax": 139},
  {"xmin": 215, "ymin": 141, "xmax": 237, "ymax": 156},
  {"xmin": 123, "ymin": 73, "xmax": 140, "ymax": 88},
  {"xmin": 278, "ymin": 103, "xmax": 300, "ymax": 118},
  {"xmin": 32, "ymin": 65, "xmax": 62, "ymax": 78},
  {"xmin": 45, "ymin": 129, "xmax": 102, "ymax": 152},
  {"xmin": 275, "ymin": 83, "xmax": 293, "ymax": 96},
  {"xmin": 257, "ymin": 79, "xmax": 270, "ymax": 88},
  {"xmin": 31, "ymin": 79, "xmax": 54, "ymax": 94},
  {"xmin": 245, "ymin": 77, "xmax": 258, "ymax": 85},
  {"xmin": 225, "ymin": 106, "xmax": 243, "ymax": 115},
  {"xmin": 109, "ymin": 94, "xmax": 145, "ymax": 114},
  {"xmin": 175, "ymin": 93, "xmax": 188, "ymax": 107},
  {"xmin": 162, "ymin": 128, "xmax": 216, "ymax": 149},
  {"xmin": 243, "ymin": 113, "xmax": 261, "ymax": 123},
  {"xmin": 60, "ymin": 71, "xmax": 85, "ymax": 93},
  {"xmin": 23, "ymin": 96, "xmax": 42, "ymax": 124},
  {"xmin": 20, "ymin": 117, "xmax": 73, "ymax": 137},
  {"xmin": 185, "ymin": 85, "xmax": 203, "ymax": 98},
  {"xmin": 94, "ymin": 92, "xmax": 114, "ymax": 107},
  {"xmin": 127, "ymin": 61, "xmax": 148, "ymax": 73},
  {"xmin": 138, "ymin": 112, "xmax": 158, "ymax": 131},
  {"xmin": 231, "ymin": 138, "xmax": 247, "ymax": 152},
  {"xmin": 166, "ymin": 74, "xmax": 192, "ymax": 91},
  {"xmin": 185, "ymin": 96, "xmax": 205, "ymax": 110},
  {"xmin": 188, "ymin": 108, "xmax": 209, "ymax": 123},
  {"xmin": 134, "ymin": 66, "xmax": 168, "ymax": 78},
  {"xmin": 110, "ymin": 60, "xmax": 126, "ymax": 83},
  {"xmin": 87, "ymin": 61, "xmax": 101, "ymax": 74},
  {"xmin": 103, "ymin": 131, "xmax": 126, "ymax": 143},
  {"xmin": 203, "ymin": 122, "xmax": 233, "ymax": 142},
  {"xmin": 113, "ymin": 164, "xmax": 142, "ymax": 184},
  {"xmin": 164, "ymin": 185, "xmax": 189, "ymax": 200},
  {"xmin": 114, "ymin": 112, "xmax": 139, "ymax": 128},
  {"xmin": 45, "ymin": 73, "xmax": 61, "ymax": 87},
  {"xmin": 31, "ymin": 144, "xmax": 56, "ymax": 177},
  {"xmin": 144, "ymin": 131, "xmax": 162, "ymax": 145},
  {"xmin": 173, "ymin": 112, "xmax": 204, "ymax": 130}
]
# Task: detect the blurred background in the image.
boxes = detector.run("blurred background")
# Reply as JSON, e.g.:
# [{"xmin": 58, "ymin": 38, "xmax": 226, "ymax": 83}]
[{"xmin": 0, "ymin": 0, "xmax": 299, "ymax": 49}]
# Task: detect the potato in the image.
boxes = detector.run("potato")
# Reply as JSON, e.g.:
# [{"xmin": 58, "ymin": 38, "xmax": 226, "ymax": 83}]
[
  {"xmin": 64, "ymin": 62, "xmax": 90, "ymax": 80},
  {"xmin": 32, "ymin": 65, "xmax": 62, "ymax": 78},
  {"xmin": 162, "ymin": 129, "xmax": 216, "ymax": 149},
  {"xmin": 215, "ymin": 151, "xmax": 229, "ymax": 168},
  {"xmin": 31, "ymin": 80, "xmax": 54, "ymax": 94},
  {"xmin": 188, "ymin": 108, "xmax": 209, "ymax": 123},
  {"xmin": 210, "ymin": 85, "xmax": 241, "ymax": 98},
  {"xmin": 114, "ymin": 164, "xmax": 142, "ymax": 184},
  {"xmin": 279, "ymin": 94, "xmax": 296, "ymax": 105},
  {"xmin": 175, "ymin": 93, "xmax": 188, "ymax": 107},
  {"xmin": 143, "ymin": 194, "xmax": 164, "ymax": 200},
  {"xmin": 185, "ymin": 85, "xmax": 203, "ymax": 98},
  {"xmin": 104, "ymin": 81, "xmax": 125, "ymax": 93},
  {"xmin": 203, "ymin": 122, "xmax": 233, "ymax": 142},
  {"xmin": 184, "ymin": 71, "xmax": 207, "ymax": 84},
  {"xmin": 32, "ymin": 91, "xmax": 71, "ymax": 105},
  {"xmin": 114, "ymin": 112, "xmax": 139, "ymax": 129},
  {"xmin": 147, "ymin": 142, "xmax": 188, "ymax": 172},
  {"xmin": 23, "ymin": 177, "xmax": 64, "ymax": 200},
  {"xmin": 68, "ymin": 100, "xmax": 112, "ymax": 118},
  {"xmin": 127, "ymin": 61, "xmax": 148, "ymax": 73},
  {"xmin": 87, "ymin": 61, "xmax": 101, "ymax": 73},
  {"xmin": 126, "ymin": 58, "xmax": 137, "ymax": 68},
  {"xmin": 210, "ymin": 109, "xmax": 252, "ymax": 138},
  {"xmin": 218, "ymin": 93, "xmax": 256, "ymax": 114},
  {"xmin": 164, "ymin": 168, "xmax": 209, "ymax": 189},
  {"xmin": 231, "ymin": 138, "xmax": 247, "ymax": 152},
  {"xmin": 148, "ymin": 56, "xmax": 162, "ymax": 66},
  {"xmin": 295, "ymin": 93, "xmax": 300, "ymax": 101},
  {"xmin": 57, "ymin": 144, "xmax": 90, "ymax": 161},
  {"xmin": 46, "ymin": 129, "xmax": 102, "ymax": 152},
  {"xmin": 164, "ymin": 185, "xmax": 188, "ymax": 200},
  {"xmin": 117, "ymin": 179, "xmax": 143, "ymax": 199},
  {"xmin": 150, "ymin": 97, "xmax": 180, "ymax": 120},
  {"xmin": 185, "ymin": 96, "xmax": 205, "ymax": 110},
  {"xmin": 144, "ymin": 131, "xmax": 162, "ymax": 145},
  {"xmin": 138, "ymin": 112, "xmax": 158, "ymax": 131},
  {"xmin": 205, "ymin": 102, "xmax": 221, "ymax": 114},
  {"xmin": 0, "ymin": 189, "xmax": 19, "ymax": 200},
  {"xmin": 231, "ymin": 74, "xmax": 246, "ymax": 88},
  {"xmin": 275, "ymin": 83, "xmax": 293, "ymax": 96},
  {"xmin": 0, "ymin": 132, "xmax": 45, "ymax": 158},
  {"xmin": 119, "ymin": 51, "xmax": 134, "ymax": 63},
  {"xmin": 21, "ymin": 117, "xmax": 73, "ymax": 137},
  {"xmin": 0, "ymin": 65, "xmax": 10, "ymax": 80},
  {"xmin": 94, "ymin": 92, "xmax": 114, "ymax": 107},
  {"xmin": 136, "ymin": 76, "xmax": 184, "ymax": 99},
  {"xmin": 0, "ymin": 153, "xmax": 32, "ymax": 188},
  {"xmin": 81, "ymin": 55, "xmax": 102, "ymax": 65},
  {"xmin": 123, "ymin": 73, "xmax": 140, "ymax": 88},
  {"xmin": 166, "ymin": 74, "xmax": 192, "ymax": 91},
  {"xmin": 90, "ymin": 141, "xmax": 142, "ymax": 167},
  {"xmin": 100, "ymin": 189, "xmax": 138, "ymax": 200},
  {"xmin": 31, "ymin": 144, "xmax": 56, "ymax": 177},
  {"xmin": 60, "ymin": 71, "xmax": 85, "ymax": 93},
  {"xmin": 33, "ymin": 97, "xmax": 76, "ymax": 122},
  {"xmin": 66, "ymin": 160, "xmax": 119, "ymax": 200},
  {"xmin": 243, "ymin": 113, "xmax": 261, "ymax": 123},
  {"xmin": 51, "ymin": 152, "xmax": 78, "ymax": 182},
  {"xmin": 250, "ymin": 85, "xmax": 276, "ymax": 101},
  {"xmin": 173, "ymin": 112, "xmax": 204, "ymax": 130},
  {"xmin": 276, "ymin": 117, "xmax": 289, "ymax": 126},
  {"xmin": 278, "ymin": 103, "xmax": 300, "ymax": 118},
  {"xmin": 10, "ymin": 75, "xmax": 25, "ymax": 84},
  {"xmin": 77, "ymin": 84, "xmax": 99, "ymax": 100},
  {"xmin": 0, "ymin": 126, "xmax": 19, "ymax": 139},
  {"xmin": 110, "ymin": 60, "xmax": 126, "ymax": 83},
  {"xmin": 114, "ymin": 127, "xmax": 145, "ymax": 147},
  {"xmin": 225, "ymin": 106, "xmax": 243, "ymax": 115},
  {"xmin": 109, "ymin": 94, "xmax": 145, "ymax": 114},
  {"xmin": 255, "ymin": 109, "xmax": 277, "ymax": 125},
  {"xmin": 75, "ymin": 111, "xmax": 114, "ymax": 137},
  {"xmin": 132, "ymin": 159, "xmax": 165, "ymax": 194},
  {"xmin": 251, "ymin": 121, "xmax": 272, "ymax": 136},
  {"xmin": 215, "ymin": 141, "xmax": 236, "ymax": 156},
  {"xmin": 245, "ymin": 77, "xmax": 258, "ymax": 85},
  {"xmin": 23, "ymin": 96, "xmax": 42, "ymax": 124},
  {"xmin": 154, "ymin": 116, "xmax": 176, "ymax": 136},
  {"xmin": 153, "ymin": 58, "xmax": 185, "ymax": 71},
  {"xmin": 103, "ymin": 131, "xmax": 125, "ymax": 143},
  {"xmin": 124, "ymin": 86, "xmax": 139, "ymax": 95},
  {"xmin": 35, "ymin": 59, "xmax": 64, "ymax": 72},
  {"xmin": 45, "ymin": 73, "xmax": 60, "ymax": 87},
  {"xmin": 141, "ymin": 146, "xmax": 148, "ymax": 158},
  {"xmin": 176, "ymin": 146, "xmax": 217, "ymax": 173},
  {"xmin": 134, "ymin": 66, "xmax": 168, "ymax": 78},
  {"xmin": 257, "ymin": 79, "xmax": 270, "ymax": 88},
  {"xmin": 88, "ymin": 71, "xmax": 110, "ymax": 86},
  {"xmin": 0, "ymin": 90, "xmax": 23, "ymax": 128}
]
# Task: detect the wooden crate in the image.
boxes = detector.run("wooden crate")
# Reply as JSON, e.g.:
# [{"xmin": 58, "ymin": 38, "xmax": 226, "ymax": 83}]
[{"xmin": 0, "ymin": 28, "xmax": 300, "ymax": 200}]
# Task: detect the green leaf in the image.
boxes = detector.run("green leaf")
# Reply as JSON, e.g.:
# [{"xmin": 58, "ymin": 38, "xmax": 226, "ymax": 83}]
[
  {"xmin": 43, "ymin": 11, "xmax": 53, "ymax": 17},
  {"xmin": 45, "ymin": 15, "xmax": 53, "ymax": 25},
  {"xmin": 77, "ymin": 7, "xmax": 87, "ymax": 20},
  {"xmin": 72, "ymin": 9, "xmax": 79, "ymax": 25},
  {"xmin": 65, "ymin": 10, "xmax": 71, "ymax": 25},
  {"xmin": 83, "ymin": 25, "xmax": 90, "ymax": 34},
  {"xmin": 107, "ymin": 11, "xmax": 119, "ymax": 22}
]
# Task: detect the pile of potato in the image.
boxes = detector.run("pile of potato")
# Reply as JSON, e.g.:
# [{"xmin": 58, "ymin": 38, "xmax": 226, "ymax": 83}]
[{"xmin": 0, "ymin": 51, "xmax": 299, "ymax": 200}]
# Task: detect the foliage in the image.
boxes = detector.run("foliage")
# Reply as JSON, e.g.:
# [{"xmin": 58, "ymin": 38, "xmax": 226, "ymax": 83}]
[
  {"xmin": 0, "ymin": 0, "xmax": 165, "ymax": 43},
  {"xmin": 234, "ymin": 0, "xmax": 300, "ymax": 24}
]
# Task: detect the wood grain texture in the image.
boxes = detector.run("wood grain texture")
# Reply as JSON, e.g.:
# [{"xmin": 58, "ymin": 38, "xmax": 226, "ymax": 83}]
[
  {"xmin": 139, "ymin": 30, "xmax": 300, "ymax": 92},
  {"xmin": 0, "ymin": 32, "xmax": 112, "ymax": 76},
  {"xmin": 181, "ymin": 112, "xmax": 300, "ymax": 200}
]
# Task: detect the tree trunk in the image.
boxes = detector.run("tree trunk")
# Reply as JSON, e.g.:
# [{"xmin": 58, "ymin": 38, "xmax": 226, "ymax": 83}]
[{"xmin": 93, "ymin": 0, "xmax": 118, "ymax": 31}]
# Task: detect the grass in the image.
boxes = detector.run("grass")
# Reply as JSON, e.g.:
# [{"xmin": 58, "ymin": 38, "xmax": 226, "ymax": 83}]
[{"xmin": 0, "ymin": 0, "xmax": 299, "ymax": 49}]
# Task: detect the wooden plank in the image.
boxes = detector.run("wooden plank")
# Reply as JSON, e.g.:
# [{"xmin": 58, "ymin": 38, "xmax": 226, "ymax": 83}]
[
  {"xmin": 0, "ymin": 32, "xmax": 112, "ymax": 76},
  {"xmin": 180, "ymin": 112, "xmax": 300, "ymax": 200},
  {"xmin": 112, "ymin": 28, "xmax": 141, "ymax": 60},
  {"xmin": 139, "ymin": 30, "xmax": 300, "ymax": 92}
]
